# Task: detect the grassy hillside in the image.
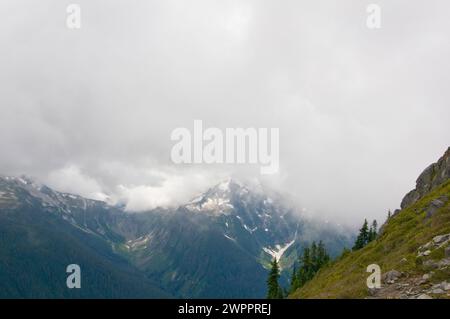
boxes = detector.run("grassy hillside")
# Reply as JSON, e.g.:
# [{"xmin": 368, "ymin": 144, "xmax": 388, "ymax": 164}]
[{"xmin": 290, "ymin": 180, "xmax": 450, "ymax": 299}]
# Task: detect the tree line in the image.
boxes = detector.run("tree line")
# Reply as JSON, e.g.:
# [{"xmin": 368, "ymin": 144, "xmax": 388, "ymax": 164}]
[
  {"xmin": 352, "ymin": 219, "xmax": 377, "ymax": 250},
  {"xmin": 266, "ymin": 241, "xmax": 330, "ymax": 299},
  {"xmin": 266, "ymin": 218, "xmax": 378, "ymax": 298},
  {"xmin": 289, "ymin": 241, "xmax": 330, "ymax": 293}
]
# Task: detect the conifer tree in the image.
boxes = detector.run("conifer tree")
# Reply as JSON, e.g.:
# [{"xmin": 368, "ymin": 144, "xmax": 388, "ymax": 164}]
[
  {"xmin": 298, "ymin": 246, "xmax": 312, "ymax": 285},
  {"xmin": 311, "ymin": 241, "xmax": 318, "ymax": 272},
  {"xmin": 293, "ymin": 241, "xmax": 331, "ymax": 290},
  {"xmin": 289, "ymin": 266, "xmax": 299, "ymax": 293},
  {"xmin": 317, "ymin": 240, "xmax": 330, "ymax": 267},
  {"xmin": 352, "ymin": 219, "xmax": 369, "ymax": 250},
  {"xmin": 267, "ymin": 259, "xmax": 283, "ymax": 299},
  {"xmin": 368, "ymin": 220, "xmax": 378, "ymax": 242}
]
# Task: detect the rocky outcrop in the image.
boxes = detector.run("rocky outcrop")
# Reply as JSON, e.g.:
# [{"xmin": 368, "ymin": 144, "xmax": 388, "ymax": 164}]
[
  {"xmin": 369, "ymin": 275, "xmax": 450, "ymax": 299},
  {"xmin": 382, "ymin": 270, "xmax": 403, "ymax": 284},
  {"xmin": 417, "ymin": 233, "xmax": 450, "ymax": 272},
  {"xmin": 417, "ymin": 233, "xmax": 450, "ymax": 257},
  {"xmin": 401, "ymin": 147, "xmax": 450, "ymax": 209},
  {"xmin": 423, "ymin": 196, "xmax": 448, "ymax": 219},
  {"xmin": 368, "ymin": 232, "xmax": 450, "ymax": 299}
]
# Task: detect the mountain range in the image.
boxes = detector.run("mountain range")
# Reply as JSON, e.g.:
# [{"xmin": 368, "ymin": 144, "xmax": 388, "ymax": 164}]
[{"xmin": 0, "ymin": 176, "xmax": 351, "ymax": 298}]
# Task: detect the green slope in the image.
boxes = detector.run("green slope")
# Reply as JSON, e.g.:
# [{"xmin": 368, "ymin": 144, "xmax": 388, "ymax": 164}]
[
  {"xmin": 0, "ymin": 205, "xmax": 170, "ymax": 298},
  {"xmin": 290, "ymin": 180, "xmax": 450, "ymax": 299}
]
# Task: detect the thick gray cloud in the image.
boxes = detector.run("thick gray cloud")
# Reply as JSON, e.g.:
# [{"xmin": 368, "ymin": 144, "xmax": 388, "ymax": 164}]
[{"xmin": 0, "ymin": 0, "xmax": 449, "ymax": 225}]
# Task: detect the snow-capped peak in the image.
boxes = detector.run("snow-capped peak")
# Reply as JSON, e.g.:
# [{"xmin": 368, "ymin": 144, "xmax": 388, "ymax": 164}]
[
  {"xmin": 217, "ymin": 178, "xmax": 232, "ymax": 191},
  {"xmin": 0, "ymin": 175, "xmax": 42, "ymax": 189},
  {"xmin": 184, "ymin": 179, "xmax": 249, "ymax": 215}
]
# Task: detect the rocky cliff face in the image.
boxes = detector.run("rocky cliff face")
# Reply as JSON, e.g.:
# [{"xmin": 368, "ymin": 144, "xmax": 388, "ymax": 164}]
[{"xmin": 401, "ymin": 147, "xmax": 450, "ymax": 209}]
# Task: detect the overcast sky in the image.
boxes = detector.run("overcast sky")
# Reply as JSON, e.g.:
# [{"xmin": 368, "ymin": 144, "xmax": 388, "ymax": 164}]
[{"xmin": 0, "ymin": 0, "xmax": 449, "ymax": 225}]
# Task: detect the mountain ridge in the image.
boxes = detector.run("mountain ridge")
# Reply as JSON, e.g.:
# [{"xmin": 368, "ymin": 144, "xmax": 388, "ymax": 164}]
[
  {"xmin": 0, "ymin": 174, "xmax": 170, "ymax": 298},
  {"xmin": 0, "ymin": 175, "xmax": 352, "ymax": 298}
]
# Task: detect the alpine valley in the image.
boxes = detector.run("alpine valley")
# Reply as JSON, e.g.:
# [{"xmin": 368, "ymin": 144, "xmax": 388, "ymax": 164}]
[{"xmin": 0, "ymin": 177, "xmax": 352, "ymax": 298}]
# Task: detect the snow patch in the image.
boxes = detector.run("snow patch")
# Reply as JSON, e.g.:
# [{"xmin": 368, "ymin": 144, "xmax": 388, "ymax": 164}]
[
  {"xmin": 224, "ymin": 234, "xmax": 236, "ymax": 242},
  {"xmin": 126, "ymin": 234, "xmax": 152, "ymax": 250},
  {"xmin": 63, "ymin": 194, "xmax": 78, "ymax": 200},
  {"xmin": 243, "ymin": 224, "xmax": 257, "ymax": 233},
  {"xmin": 263, "ymin": 239, "xmax": 295, "ymax": 262},
  {"xmin": 189, "ymin": 195, "xmax": 204, "ymax": 203},
  {"xmin": 186, "ymin": 195, "xmax": 233, "ymax": 215}
]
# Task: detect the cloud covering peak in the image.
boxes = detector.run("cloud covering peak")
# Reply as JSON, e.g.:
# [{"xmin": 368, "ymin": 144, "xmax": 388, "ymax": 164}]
[{"xmin": 0, "ymin": 1, "xmax": 449, "ymax": 225}]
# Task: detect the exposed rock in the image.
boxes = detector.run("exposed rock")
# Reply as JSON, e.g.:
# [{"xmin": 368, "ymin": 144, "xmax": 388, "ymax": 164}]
[
  {"xmin": 400, "ymin": 147, "xmax": 450, "ymax": 209},
  {"xmin": 401, "ymin": 190, "xmax": 422, "ymax": 210},
  {"xmin": 367, "ymin": 271, "xmax": 446, "ymax": 299},
  {"xmin": 430, "ymin": 288, "xmax": 444, "ymax": 294},
  {"xmin": 416, "ymin": 279, "xmax": 427, "ymax": 285},
  {"xmin": 445, "ymin": 246, "xmax": 450, "ymax": 258},
  {"xmin": 431, "ymin": 281, "xmax": 450, "ymax": 291},
  {"xmin": 419, "ymin": 241, "xmax": 433, "ymax": 251},
  {"xmin": 406, "ymin": 288, "xmax": 415, "ymax": 295},
  {"xmin": 431, "ymin": 199, "xmax": 445, "ymax": 208},
  {"xmin": 423, "ymin": 259, "xmax": 439, "ymax": 269},
  {"xmin": 418, "ymin": 233, "xmax": 450, "ymax": 257},
  {"xmin": 422, "ymin": 273, "xmax": 432, "ymax": 281},
  {"xmin": 431, "ymin": 283, "xmax": 441, "ymax": 289},
  {"xmin": 423, "ymin": 196, "xmax": 448, "ymax": 219},
  {"xmin": 382, "ymin": 270, "xmax": 402, "ymax": 284},
  {"xmin": 442, "ymin": 282, "xmax": 450, "ymax": 291},
  {"xmin": 437, "ymin": 258, "xmax": 450, "ymax": 268},
  {"xmin": 425, "ymin": 203, "xmax": 441, "ymax": 219},
  {"xmin": 367, "ymin": 288, "xmax": 380, "ymax": 296},
  {"xmin": 392, "ymin": 209, "xmax": 401, "ymax": 218},
  {"xmin": 433, "ymin": 234, "xmax": 450, "ymax": 245},
  {"xmin": 417, "ymin": 250, "xmax": 430, "ymax": 257}
]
